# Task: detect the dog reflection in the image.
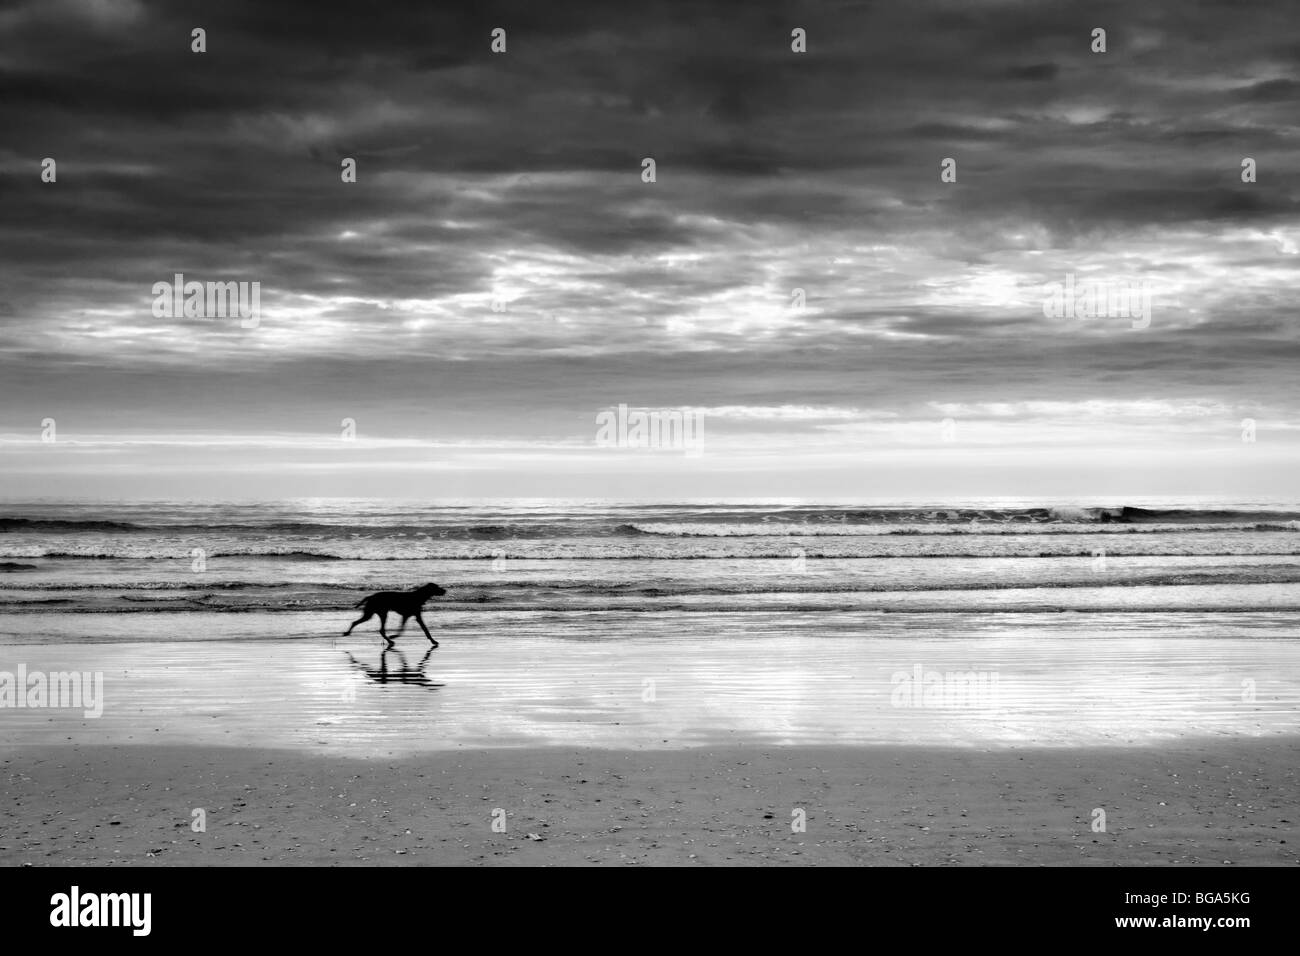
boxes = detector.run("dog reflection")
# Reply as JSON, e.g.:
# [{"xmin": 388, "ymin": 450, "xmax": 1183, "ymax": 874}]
[{"xmin": 345, "ymin": 646, "xmax": 442, "ymax": 688}]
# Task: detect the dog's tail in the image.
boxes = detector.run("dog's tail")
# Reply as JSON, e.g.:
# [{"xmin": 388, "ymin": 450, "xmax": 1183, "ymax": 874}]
[{"xmin": 353, "ymin": 597, "xmax": 368, "ymax": 608}]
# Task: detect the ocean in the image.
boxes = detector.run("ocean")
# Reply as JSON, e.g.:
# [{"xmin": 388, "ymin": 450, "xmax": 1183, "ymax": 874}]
[
  {"xmin": 3, "ymin": 496, "xmax": 1300, "ymax": 639},
  {"xmin": 3, "ymin": 498, "xmax": 1299, "ymax": 751}
]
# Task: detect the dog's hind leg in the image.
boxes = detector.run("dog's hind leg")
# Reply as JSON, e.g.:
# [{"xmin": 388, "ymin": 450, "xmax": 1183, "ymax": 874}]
[
  {"xmin": 415, "ymin": 612, "xmax": 438, "ymax": 648},
  {"xmin": 378, "ymin": 611, "xmax": 392, "ymax": 645},
  {"xmin": 343, "ymin": 610, "xmax": 373, "ymax": 635}
]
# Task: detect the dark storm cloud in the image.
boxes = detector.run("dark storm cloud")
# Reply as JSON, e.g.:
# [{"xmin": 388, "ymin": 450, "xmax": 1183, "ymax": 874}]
[
  {"xmin": 1, "ymin": 0, "xmax": 1299, "ymax": 485},
  {"xmin": 1004, "ymin": 63, "xmax": 1060, "ymax": 82}
]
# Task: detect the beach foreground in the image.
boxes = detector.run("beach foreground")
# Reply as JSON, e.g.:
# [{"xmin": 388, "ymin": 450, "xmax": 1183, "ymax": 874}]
[
  {"xmin": 3, "ymin": 740, "xmax": 1296, "ymax": 866},
  {"xmin": 5, "ymin": 500, "xmax": 1300, "ymax": 866}
]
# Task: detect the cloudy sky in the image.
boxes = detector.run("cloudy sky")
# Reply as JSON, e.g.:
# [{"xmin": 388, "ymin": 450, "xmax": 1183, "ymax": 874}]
[{"xmin": 1, "ymin": 0, "xmax": 1297, "ymax": 499}]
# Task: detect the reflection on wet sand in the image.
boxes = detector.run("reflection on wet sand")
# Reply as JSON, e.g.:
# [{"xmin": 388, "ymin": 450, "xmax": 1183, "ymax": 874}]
[
  {"xmin": 345, "ymin": 646, "xmax": 442, "ymax": 689},
  {"xmin": 2, "ymin": 623, "xmax": 1299, "ymax": 757}
]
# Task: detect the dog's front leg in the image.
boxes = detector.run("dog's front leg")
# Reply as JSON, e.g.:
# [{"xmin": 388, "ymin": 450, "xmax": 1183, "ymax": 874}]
[{"xmin": 415, "ymin": 613, "xmax": 438, "ymax": 648}]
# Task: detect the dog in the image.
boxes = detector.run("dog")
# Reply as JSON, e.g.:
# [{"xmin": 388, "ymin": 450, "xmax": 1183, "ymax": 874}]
[{"xmin": 343, "ymin": 582, "xmax": 446, "ymax": 646}]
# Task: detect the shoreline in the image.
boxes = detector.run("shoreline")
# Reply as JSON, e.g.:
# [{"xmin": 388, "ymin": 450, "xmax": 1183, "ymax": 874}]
[{"xmin": 3, "ymin": 740, "xmax": 1297, "ymax": 866}]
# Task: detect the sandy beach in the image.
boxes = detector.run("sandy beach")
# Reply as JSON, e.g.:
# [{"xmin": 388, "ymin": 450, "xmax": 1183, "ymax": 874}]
[
  {"xmin": 3, "ymin": 740, "xmax": 1297, "ymax": 866},
  {"xmin": 3, "ymin": 624, "xmax": 1299, "ymax": 866},
  {"xmin": 4, "ymin": 502, "xmax": 1300, "ymax": 867}
]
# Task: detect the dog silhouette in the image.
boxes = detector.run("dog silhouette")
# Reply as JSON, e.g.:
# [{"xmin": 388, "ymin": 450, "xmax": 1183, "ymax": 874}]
[{"xmin": 343, "ymin": 582, "xmax": 446, "ymax": 646}]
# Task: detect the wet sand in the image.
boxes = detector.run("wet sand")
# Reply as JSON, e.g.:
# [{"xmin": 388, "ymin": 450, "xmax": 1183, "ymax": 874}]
[
  {"xmin": 2, "ymin": 741, "xmax": 1297, "ymax": 865},
  {"xmin": 2, "ymin": 628, "xmax": 1299, "ymax": 753}
]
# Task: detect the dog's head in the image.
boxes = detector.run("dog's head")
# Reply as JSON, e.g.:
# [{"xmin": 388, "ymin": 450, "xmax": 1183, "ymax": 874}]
[{"xmin": 418, "ymin": 582, "xmax": 447, "ymax": 599}]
